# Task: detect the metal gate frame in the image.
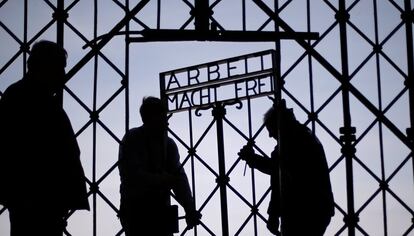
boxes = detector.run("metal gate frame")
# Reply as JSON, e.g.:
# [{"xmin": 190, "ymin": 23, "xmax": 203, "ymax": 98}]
[{"xmin": 0, "ymin": 0, "xmax": 413, "ymax": 235}]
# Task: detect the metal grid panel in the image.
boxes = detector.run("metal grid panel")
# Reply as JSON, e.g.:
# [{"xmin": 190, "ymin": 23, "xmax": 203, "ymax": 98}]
[{"xmin": 0, "ymin": 0, "xmax": 413, "ymax": 235}]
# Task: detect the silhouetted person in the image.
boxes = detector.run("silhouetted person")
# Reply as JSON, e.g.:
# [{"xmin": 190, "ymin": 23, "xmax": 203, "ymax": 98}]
[
  {"xmin": 118, "ymin": 96, "xmax": 201, "ymax": 236},
  {"xmin": 239, "ymin": 100, "xmax": 334, "ymax": 236},
  {"xmin": 0, "ymin": 40, "xmax": 90, "ymax": 236}
]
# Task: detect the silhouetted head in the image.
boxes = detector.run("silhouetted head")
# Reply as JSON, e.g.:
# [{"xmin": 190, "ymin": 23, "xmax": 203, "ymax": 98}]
[
  {"xmin": 27, "ymin": 40, "xmax": 67, "ymax": 93},
  {"xmin": 140, "ymin": 96, "xmax": 167, "ymax": 133},
  {"xmin": 263, "ymin": 100, "xmax": 296, "ymax": 140}
]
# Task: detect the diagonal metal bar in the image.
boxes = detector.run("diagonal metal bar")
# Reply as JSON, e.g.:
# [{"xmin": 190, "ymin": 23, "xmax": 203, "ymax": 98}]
[
  {"xmin": 193, "ymin": 119, "xmax": 216, "ymax": 149},
  {"xmin": 252, "ymin": 0, "xmax": 411, "ymax": 149},
  {"xmin": 65, "ymin": 0, "xmax": 150, "ymax": 84},
  {"xmin": 96, "ymin": 85, "xmax": 125, "ymax": 114},
  {"xmin": 403, "ymin": 224, "xmax": 414, "ymax": 236},
  {"xmin": 0, "ymin": 50, "xmax": 23, "ymax": 76},
  {"xmin": 96, "ymin": 119, "xmax": 122, "ymax": 143},
  {"xmin": 0, "ymin": 0, "xmax": 7, "ymax": 8},
  {"xmin": 386, "ymin": 187, "xmax": 414, "ymax": 215},
  {"xmin": 168, "ymin": 128, "xmax": 191, "ymax": 150},
  {"xmin": 96, "ymin": 189, "xmax": 120, "ymax": 214},
  {"xmin": 75, "ymin": 119, "xmax": 93, "ymax": 137},
  {"xmin": 0, "ymin": 21, "xmax": 23, "ymax": 44},
  {"xmin": 256, "ymin": 0, "xmax": 292, "ymax": 32},
  {"xmin": 64, "ymin": 20, "xmax": 126, "ymax": 78},
  {"xmin": 198, "ymin": 184, "xmax": 220, "ymax": 212},
  {"xmin": 97, "ymin": 160, "xmax": 120, "ymax": 185},
  {"xmin": 63, "ymin": 85, "xmax": 92, "ymax": 113}
]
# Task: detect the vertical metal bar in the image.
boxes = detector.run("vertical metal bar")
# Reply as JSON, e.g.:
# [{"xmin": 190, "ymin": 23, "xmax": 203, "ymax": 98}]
[
  {"xmin": 56, "ymin": 0, "xmax": 65, "ymax": 105},
  {"xmin": 246, "ymin": 96, "xmax": 258, "ymax": 235},
  {"xmin": 157, "ymin": 0, "xmax": 161, "ymax": 29},
  {"xmin": 373, "ymin": 0, "xmax": 388, "ymax": 234},
  {"xmin": 403, "ymin": 1, "xmax": 414, "ymax": 226},
  {"xmin": 23, "ymin": 0, "xmax": 27, "ymax": 75},
  {"xmin": 242, "ymin": 0, "xmax": 246, "ymax": 31},
  {"xmin": 188, "ymin": 109, "xmax": 198, "ymax": 235},
  {"xmin": 272, "ymin": 2, "xmax": 282, "ymax": 103},
  {"xmin": 65, "ymin": 0, "xmax": 150, "ymax": 82},
  {"xmin": 213, "ymin": 103, "xmax": 229, "ymax": 236},
  {"xmin": 92, "ymin": 1, "xmax": 98, "ymax": 235},
  {"xmin": 338, "ymin": 1, "xmax": 356, "ymax": 236},
  {"xmin": 307, "ymin": 0, "xmax": 316, "ymax": 131},
  {"xmin": 125, "ymin": 0, "xmax": 130, "ymax": 132},
  {"xmin": 56, "ymin": 0, "xmax": 64, "ymax": 48},
  {"xmin": 272, "ymin": 2, "xmax": 283, "ymax": 235},
  {"xmin": 194, "ymin": 0, "xmax": 210, "ymax": 33},
  {"xmin": 160, "ymin": 73, "xmax": 166, "ymax": 108},
  {"xmin": 123, "ymin": 1, "xmax": 130, "ymax": 233}
]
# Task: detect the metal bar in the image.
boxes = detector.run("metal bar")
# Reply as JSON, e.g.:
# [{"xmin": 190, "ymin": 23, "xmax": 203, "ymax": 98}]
[
  {"xmin": 92, "ymin": 1, "xmax": 98, "ymax": 235},
  {"xmin": 128, "ymin": 29, "xmax": 319, "ymax": 42},
  {"xmin": 23, "ymin": 0, "xmax": 27, "ymax": 75},
  {"xmin": 337, "ymin": 1, "xmax": 356, "ymax": 235},
  {"xmin": 56, "ymin": 0, "xmax": 64, "ymax": 48},
  {"xmin": 65, "ymin": 0, "xmax": 150, "ymax": 83},
  {"xmin": 125, "ymin": 0, "xmax": 130, "ymax": 133},
  {"xmin": 213, "ymin": 103, "xmax": 229, "ymax": 236},
  {"xmin": 372, "ymin": 0, "xmax": 388, "ymax": 234},
  {"xmin": 161, "ymin": 49, "xmax": 274, "ymax": 75},
  {"xmin": 307, "ymin": 0, "xmax": 316, "ymax": 132},
  {"xmin": 194, "ymin": 0, "xmax": 210, "ymax": 33},
  {"xmin": 56, "ymin": 0, "xmax": 65, "ymax": 105},
  {"xmin": 165, "ymin": 69, "xmax": 273, "ymax": 95},
  {"xmin": 403, "ymin": 2, "xmax": 414, "ymax": 219},
  {"xmin": 251, "ymin": 0, "xmax": 411, "ymax": 149}
]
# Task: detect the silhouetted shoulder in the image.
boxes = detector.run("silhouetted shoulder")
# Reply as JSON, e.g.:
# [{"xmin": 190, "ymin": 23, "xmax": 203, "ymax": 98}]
[
  {"xmin": 1, "ymin": 80, "xmax": 25, "ymax": 99},
  {"xmin": 122, "ymin": 127, "xmax": 144, "ymax": 141}
]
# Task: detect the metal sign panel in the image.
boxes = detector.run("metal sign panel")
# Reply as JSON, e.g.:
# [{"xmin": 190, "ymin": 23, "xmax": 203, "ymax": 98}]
[{"xmin": 160, "ymin": 50, "xmax": 276, "ymax": 113}]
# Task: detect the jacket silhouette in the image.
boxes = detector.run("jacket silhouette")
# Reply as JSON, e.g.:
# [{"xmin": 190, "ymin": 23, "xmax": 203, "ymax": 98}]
[
  {"xmin": 118, "ymin": 97, "xmax": 200, "ymax": 236},
  {"xmin": 0, "ymin": 40, "xmax": 89, "ymax": 236},
  {"xmin": 239, "ymin": 100, "xmax": 334, "ymax": 236}
]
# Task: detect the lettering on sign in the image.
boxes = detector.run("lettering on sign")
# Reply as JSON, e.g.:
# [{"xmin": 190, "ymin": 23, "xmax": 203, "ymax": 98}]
[{"xmin": 160, "ymin": 50, "xmax": 276, "ymax": 113}]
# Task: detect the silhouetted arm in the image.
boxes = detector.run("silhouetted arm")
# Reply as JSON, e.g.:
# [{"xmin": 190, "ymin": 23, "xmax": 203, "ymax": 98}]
[
  {"xmin": 167, "ymin": 138, "xmax": 201, "ymax": 228},
  {"xmin": 239, "ymin": 145, "xmax": 274, "ymax": 175},
  {"xmin": 167, "ymin": 139, "xmax": 194, "ymax": 212}
]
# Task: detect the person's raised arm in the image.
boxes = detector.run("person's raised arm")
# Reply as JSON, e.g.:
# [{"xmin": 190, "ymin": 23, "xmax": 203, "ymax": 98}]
[{"xmin": 238, "ymin": 144, "xmax": 274, "ymax": 175}]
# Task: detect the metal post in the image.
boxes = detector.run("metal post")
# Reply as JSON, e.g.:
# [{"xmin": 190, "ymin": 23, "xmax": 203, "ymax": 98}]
[
  {"xmin": 194, "ymin": 0, "xmax": 210, "ymax": 33},
  {"xmin": 56, "ymin": 0, "xmax": 65, "ymax": 105},
  {"xmin": 337, "ymin": 1, "xmax": 357, "ymax": 235},
  {"xmin": 212, "ymin": 103, "xmax": 229, "ymax": 236},
  {"xmin": 403, "ymin": 0, "xmax": 414, "ymax": 221},
  {"xmin": 125, "ymin": 0, "xmax": 130, "ymax": 132}
]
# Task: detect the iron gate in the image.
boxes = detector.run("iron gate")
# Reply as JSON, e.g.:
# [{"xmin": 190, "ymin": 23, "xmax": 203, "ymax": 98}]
[{"xmin": 0, "ymin": 0, "xmax": 413, "ymax": 235}]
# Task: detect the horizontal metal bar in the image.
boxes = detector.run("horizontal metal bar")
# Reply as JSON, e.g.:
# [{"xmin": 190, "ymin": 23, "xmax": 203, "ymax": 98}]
[
  {"xmin": 161, "ymin": 49, "xmax": 275, "ymax": 75},
  {"xmin": 128, "ymin": 29, "xmax": 319, "ymax": 42}
]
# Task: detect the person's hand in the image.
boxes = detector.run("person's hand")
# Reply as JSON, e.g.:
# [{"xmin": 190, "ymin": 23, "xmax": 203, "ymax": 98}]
[
  {"xmin": 238, "ymin": 145, "xmax": 255, "ymax": 164},
  {"xmin": 185, "ymin": 209, "xmax": 202, "ymax": 229},
  {"xmin": 266, "ymin": 215, "xmax": 280, "ymax": 235}
]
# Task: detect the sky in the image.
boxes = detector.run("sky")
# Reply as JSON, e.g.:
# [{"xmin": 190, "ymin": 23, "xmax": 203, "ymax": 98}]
[{"xmin": 1, "ymin": 0, "xmax": 413, "ymax": 235}]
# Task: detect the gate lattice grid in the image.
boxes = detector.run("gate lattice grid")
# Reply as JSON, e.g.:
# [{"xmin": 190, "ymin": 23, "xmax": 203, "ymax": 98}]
[{"xmin": 0, "ymin": 0, "xmax": 413, "ymax": 235}]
